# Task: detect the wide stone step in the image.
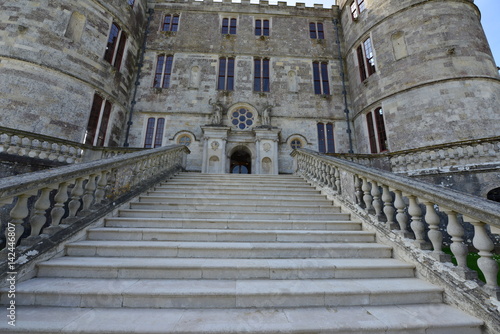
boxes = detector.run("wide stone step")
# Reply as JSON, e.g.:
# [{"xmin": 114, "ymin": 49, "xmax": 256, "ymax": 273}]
[
  {"xmin": 143, "ymin": 192, "xmax": 328, "ymax": 201},
  {"xmin": 163, "ymin": 178, "xmax": 310, "ymax": 186},
  {"xmin": 0, "ymin": 305, "xmax": 483, "ymax": 334},
  {"xmin": 138, "ymin": 195, "xmax": 332, "ymax": 206},
  {"xmin": 36, "ymin": 257, "xmax": 415, "ymax": 280},
  {"xmin": 149, "ymin": 188, "xmax": 322, "ymax": 196},
  {"xmin": 8, "ymin": 278, "xmax": 443, "ymax": 309},
  {"xmin": 128, "ymin": 202, "xmax": 340, "ymax": 213},
  {"xmin": 117, "ymin": 209, "xmax": 350, "ymax": 220},
  {"xmin": 154, "ymin": 183, "xmax": 317, "ymax": 191},
  {"xmin": 65, "ymin": 241, "xmax": 392, "ymax": 258},
  {"xmin": 87, "ymin": 228, "xmax": 375, "ymax": 243},
  {"xmin": 104, "ymin": 217, "xmax": 362, "ymax": 231}
]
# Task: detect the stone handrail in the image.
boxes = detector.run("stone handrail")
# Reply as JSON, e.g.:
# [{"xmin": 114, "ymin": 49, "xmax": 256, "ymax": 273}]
[
  {"xmin": 0, "ymin": 145, "xmax": 189, "ymax": 267},
  {"xmin": 0, "ymin": 126, "xmax": 144, "ymax": 165},
  {"xmin": 330, "ymin": 136, "xmax": 500, "ymax": 175},
  {"xmin": 292, "ymin": 148, "xmax": 500, "ymax": 299}
]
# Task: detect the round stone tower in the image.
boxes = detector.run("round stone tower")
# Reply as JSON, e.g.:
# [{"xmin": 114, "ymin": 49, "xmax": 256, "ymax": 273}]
[
  {"xmin": 338, "ymin": 0, "xmax": 500, "ymax": 153},
  {"xmin": 0, "ymin": 0, "xmax": 147, "ymax": 146}
]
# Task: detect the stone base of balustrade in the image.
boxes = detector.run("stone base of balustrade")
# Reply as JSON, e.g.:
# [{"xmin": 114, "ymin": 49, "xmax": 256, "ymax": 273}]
[
  {"xmin": 412, "ymin": 240, "xmax": 433, "ymax": 250},
  {"xmin": 482, "ymin": 285, "xmax": 500, "ymax": 300},
  {"xmin": 386, "ymin": 222, "xmax": 399, "ymax": 231},
  {"xmin": 430, "ymin": 251, "xmax": 452, "ymax": 263}
]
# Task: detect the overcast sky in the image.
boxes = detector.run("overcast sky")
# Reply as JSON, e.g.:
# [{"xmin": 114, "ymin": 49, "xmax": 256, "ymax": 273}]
[{"xmin": 265, "ymin": 0, "xmax": 499, "ymax": 66}]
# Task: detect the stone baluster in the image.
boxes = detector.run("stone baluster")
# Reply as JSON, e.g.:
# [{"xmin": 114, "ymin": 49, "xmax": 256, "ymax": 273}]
[
  {"xmin": 467, "ymin": 217, "xmax": 500, "ymax": 298},
  {"xmin": 443, "ymin": 210, "xmax": 477, "ymax": 279},
  {"xmin": 59, "ymin": 145, "xmax": 69, "ymax": 163},
  {"xmin": 361, "ymin": 177, "xmax": 373, "ymax": 214},
  {"xmin": 354, "ymin": 175, "xmax": 363, "ymax": 207},
  {"xmin": 370, "ymin": 180, "xmax": 383, "ymax": 221},
  {"xmin": 28, "ymin": 188, "xmax": 52, "ymax": 238},
  {"xmin": 6, "ymin": 194, "xmax": 31, "ymax": 248},
  {"xmin": 408, "ymin": 196, "xmax": 431, "ymax": 249},
  {"xmin": 0, "ymin": 134, "xmax": 11, "ymax": 153},
  {"xmin": 394, "ymin": 190, "xmax": 411, "ymax": 238},
  {"xmin": 49, "ymin": 182, "xmax": 69, "ymax": 228},
  {"xmin": 94, "ymin": 171, "xmax": 109, "ymax": 205},
  {"xmin": 382, "ymin": 185, "xmax": 397, "ymax": 230},
  {"xmin": 423, "ymin": 201, "xmax": 450, "ymax": 261},
  {"xmin": 334, "ymin": 167, "xmax": 341, "ymax": 193},
  {"xmin": 79, "ymin": 174, "xmax": 98, "ymax": 215},
  {"xmin": 7, "ymin": 135, "xmax": 20, "ymax": 155},
  {"xmin": 63, "ymin": 178, "xmax": 85, "ymax": 223}
]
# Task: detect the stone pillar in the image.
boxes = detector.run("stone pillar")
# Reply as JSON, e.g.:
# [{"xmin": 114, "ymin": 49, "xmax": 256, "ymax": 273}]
[
  {"xmin": 201, "ymin": 126, "xmax": 230, "ymax": 174},
  {"xmin": 254, "ymin": 127, "xmax": 281, "ymax": 175}
]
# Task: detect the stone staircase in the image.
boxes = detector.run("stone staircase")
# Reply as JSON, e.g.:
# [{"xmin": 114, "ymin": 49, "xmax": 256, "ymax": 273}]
[{"xmin": 1, "ymin": 173, "xmax": 484, "ymax": 333}]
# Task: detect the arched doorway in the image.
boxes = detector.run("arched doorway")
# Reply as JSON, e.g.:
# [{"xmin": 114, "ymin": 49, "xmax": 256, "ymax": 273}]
[{"xmin": 230, "ymin": 149, "xmax": 251, "ymax": 174}]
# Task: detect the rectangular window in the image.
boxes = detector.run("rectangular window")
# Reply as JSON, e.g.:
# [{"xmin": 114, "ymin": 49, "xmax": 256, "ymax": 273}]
[
  {"xmin": 104, "ymin": 22, "xmax": 126, "ymax": 70},
  {"xmin": 312, "ymin": 61, "xmax": 330, "ymax": 95},
  {"xmin": 357, "ymin": 37, "xmax": 376, "ymax": 81},
  {"xmin": 309, "ymin": 22, "xmax": 324, "ymax": 39},
  {"xmin": 222, "ymin": 18, "xmax": 237, "ymax": 34},
  {"xmin": 144, "ymin": 117, "xmax": 165, "ymax": 148},
  {"xmin": 367, "ymin": 109, "xmax": 389, "ymax": 154},
  {"xmin": 255, "ymin": 19, "xmax": 270, "ymax": 36},
  {"xmin": 351, "ymin": 0, "xmax": 366, "ymax": 20},
  {"xmin": 254, "ymin": 58, "xmax": 270, "ymax": 92},
  {"xmin": 162, "ymin": 14, "xmax": 179, "ymax": 32},
  {"xmin": 218, "ymin": 57, "xmax": 235, "ymax": 90},
  {"xmin": 85, "ymin": 93, "xmax": 112, "ymax": 147},
  {"xmin": 317, "ymin": 123, "xmax": 335, "ymax": 153},
  {"xmin": 374, "ymin": 107, "xmax": 388, "ymax": 152},
  {"xmin": 153, "ymin": 54, "xmax": 173, "ymax": 88}
]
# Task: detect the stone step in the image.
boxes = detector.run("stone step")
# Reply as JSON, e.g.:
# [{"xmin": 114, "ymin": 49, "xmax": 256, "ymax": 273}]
[
  {"xmin": 138, "ymin": 195, "xmax": 332, "ymax": 206},
  {"xmin": 149, "ymin": 188, "xmax": 321, "ymax": 196},
  {"xmin": 128, "ymin": 202, "xmax": 340, "ymax": 213},
  {"xmin": 117, "ymin": 209, "xmax": 351, "ymax": 220},
  {"xmin": 143, "ymin": 192, "xmax": 328, "ymax": 201},
  {"xmin": 0, "ymin": 305, "xmax": 483, "ymax": 333},
  {"xmin": 87, "ymin": 228, "xmax": 375, "ymax": 243},
  {"xmin": 64, "ymin": 240, "xmax": 392, "ymax": 258},
  {"xmin": 104, "ymin": 217, "xmax": 362, "ymax": 231},
  {"xmin": 36, "ymin": 257, "xmax": 415, "ymax": 280},
  {"xmin": 163, "ymin": 178, "xmax": 310, "ymax": 186},
  {"xmin": 154, "ymin": 183, "xmax": 317, "ymax": 191},
  {"xmin": 7, "ymin": 278, "xmax": 443, "ymax": 309}
]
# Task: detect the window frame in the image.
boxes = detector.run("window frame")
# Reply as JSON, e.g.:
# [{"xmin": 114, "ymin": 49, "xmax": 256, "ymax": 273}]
[
  {"xmin": 222, "ymin": 17, "xmax": 237, "ymax": 35},
  {"xmin": 255, "ymin": 19, "xmax": 270, "ymax": 36},
  {"xmin": 85, "ymin": 93, "xmax": 112, "ymax": 147},
  {"xmin": 356, "ymin": 36, "xmax": 376, "ymax": 82},
  {"xmin": 309, "ymin": 22, "xmax": 324, "ymax": 39},
  {"xmin": 218, "ymin": 57, "xmax": 235, "ymax": 91},
  {"xmin": 144, "ymin": 117, "xmax": 165, "ymax": 148},
  {"xmin": 366, "ymin": 107, "xmax": 388, "ymax": 153},
  {"xmin": 254, "ymin": 57, "xmax": 270, "ymax": 92},
  {"xmin": 104, "ymin": 22, "xmax": 127, "ymax": 70},
  {"xmin": 350, "ymin": 0, "xmax": 366, "ymax": 20},
  {"xmin": 317, "ymin": 122, "xmax": 335, "ymax": 153},
  {"xmin": 153, "ymin": 54, "xmax": 174, "ymax": 88},
  {"xmin": 312, "ymin": 61, "xmax": 330, "ymax": 95},
  {"xmin": 162, "ymin": 14, "xmax": 179, "ymax": 32}
]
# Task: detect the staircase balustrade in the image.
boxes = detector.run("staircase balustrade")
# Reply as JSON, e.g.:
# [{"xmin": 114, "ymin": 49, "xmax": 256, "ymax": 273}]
[
  {"xmin": 0, "ymin": 126, "xmax": 143, "ymax": 166},
  {"xmin": 292, "ymin": 148, "xmax": 500, "ymax": 299},
  {"xmin": 329, "ymin": 136, "xmax": 500, "ymax": 176},
  {"xmin": 0, "ymin": 145, "xmax": 189, "ymax": 266}
]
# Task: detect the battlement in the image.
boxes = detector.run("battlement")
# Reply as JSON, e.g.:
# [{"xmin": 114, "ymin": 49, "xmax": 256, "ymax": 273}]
[{"xmin": 148, "ymin": 0, "xmax": 336, "ymax": 11}]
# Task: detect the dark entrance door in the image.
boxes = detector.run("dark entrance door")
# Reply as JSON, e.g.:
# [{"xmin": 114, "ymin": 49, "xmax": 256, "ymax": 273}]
[{"xmin": 230, "ymin": 150, "xmax": 251, "ymax": 174}]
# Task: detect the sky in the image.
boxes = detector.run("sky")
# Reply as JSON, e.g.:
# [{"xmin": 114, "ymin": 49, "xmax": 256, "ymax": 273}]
[{"xmin": 265, "ymin": 0, "xmax": 499, "ymax": 66}]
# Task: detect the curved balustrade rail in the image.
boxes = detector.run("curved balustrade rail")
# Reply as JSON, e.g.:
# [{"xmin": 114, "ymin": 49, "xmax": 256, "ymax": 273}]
[
  {"xmin": 292, "ymin": 148, "xmax": 500, "ymax": 299},
  {"xmin": 330, "ymin": 136, "xmax": 500, "ymax": 175},
  {"xmin": 0, "ymin": 126, "xmax": 144, "ymax": 166},
  {"xmin": 0, "ymin": 145, "xmax": 189, "ymax": 265}
]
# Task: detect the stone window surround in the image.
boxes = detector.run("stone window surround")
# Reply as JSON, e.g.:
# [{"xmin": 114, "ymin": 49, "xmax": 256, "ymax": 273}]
[
  {"xmin": 355, "ymin": 35, "xmax": 376, "ymax": 82},
  {"xmin": 366, "ymin": 107, "xmax": 388, "ymax": 153},
  {"xmin": 254, "ymin": 18, "xmax": 270, "ymax": 37},
  {"xmin": 350, "ymin": 0, "xmax": 366, "ymax": 21},
  {"xmin": 221, "ymin": 17, "xmax": 238, "ymax": 35},
  {"xmin": 312, "ymin": 61, "xmax": 330, "ymax": 95},
  {"xmin": 162, "ymin": 13, "xmax": 180, "ymax": 32},
  {"xmin": 153, "ymin": 54, "xmax": 174, "ymax": 88},
  {"xmin": 143, "ymin": 116, "xmax": 166, "ymax": 148},
  {"xmin": 103, "ymin": 21, "xmax": 127, "ymax": 71},
  {"xmin": 309, "ymin": 21, "xmax": 324, "ymax": 39}
]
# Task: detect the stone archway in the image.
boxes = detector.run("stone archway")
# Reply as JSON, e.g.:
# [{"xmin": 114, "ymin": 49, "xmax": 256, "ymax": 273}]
[{"xmin": 230, "ymin": 148, "xmax": 252, "ymax": 174}]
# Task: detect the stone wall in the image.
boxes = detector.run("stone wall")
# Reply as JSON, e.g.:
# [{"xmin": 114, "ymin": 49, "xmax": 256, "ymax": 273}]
[
  {"xmin": 339, "ymin": 0, "xmax": 500, "ymax": 153},
  {"xmin": 0, "ymin": 0, "xmax": 147, "ymax": 145},
  {"xmin": 129, "ymin": 0, "xmax": 350, "ymax": 172}
]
